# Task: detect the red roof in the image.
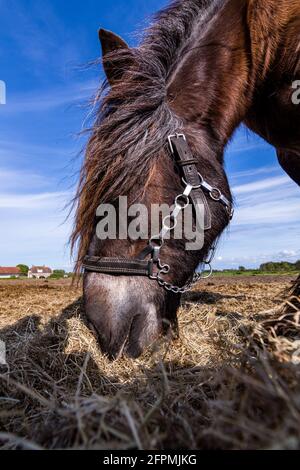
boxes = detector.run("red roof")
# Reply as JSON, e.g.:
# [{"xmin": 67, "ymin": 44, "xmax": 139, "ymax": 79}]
[
  {"xmin": 30, "ymin": 266, "xmax": 52, "ymax": 274},
  {"xmin": 0, "ymin": 267, "xmax": 21, "ymax": 275}
]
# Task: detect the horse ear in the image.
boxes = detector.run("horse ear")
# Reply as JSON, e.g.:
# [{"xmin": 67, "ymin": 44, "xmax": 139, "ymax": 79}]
[{"xmin": 98, "ymin": 28, "xmax": 131, "ymax": 85}]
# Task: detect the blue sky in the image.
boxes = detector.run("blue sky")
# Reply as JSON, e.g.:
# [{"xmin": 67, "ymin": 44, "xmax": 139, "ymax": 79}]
[{"xmin": 0, "ymin": 0, "xmax": 299, "ymax": 271}]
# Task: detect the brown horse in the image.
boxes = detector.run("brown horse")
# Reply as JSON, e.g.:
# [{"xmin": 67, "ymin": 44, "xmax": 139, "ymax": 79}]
[{"xmin": 72, "ymin": 0, "xmax": 300, "ymax": 359}]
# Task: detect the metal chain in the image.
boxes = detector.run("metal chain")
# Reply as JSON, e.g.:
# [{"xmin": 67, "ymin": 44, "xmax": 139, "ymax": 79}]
[
  {"xmin": 152, "ymin": 241, "xmax": 217, "ymax": 294},
  {"xmin": 148, "ymin": 180, "xmax": 220, "ymax": 294},
  {"xmin": 155, "ymin": 269, "xmax": 210, "ymax": 294}
]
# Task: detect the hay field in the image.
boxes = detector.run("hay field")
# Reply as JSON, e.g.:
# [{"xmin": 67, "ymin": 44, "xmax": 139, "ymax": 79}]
[{"xmin": 0, "ymin": 276, "xmax": 299, "ymax": 450}]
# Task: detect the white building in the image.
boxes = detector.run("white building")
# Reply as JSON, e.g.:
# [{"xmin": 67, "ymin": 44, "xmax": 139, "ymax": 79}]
[
  {"xmin": 0, "ymin": 267, "xmax": 21, "ymax": 279},
  {"xmin": 28, "ymin": 266, "xmax": 52, "ymax": 279}
]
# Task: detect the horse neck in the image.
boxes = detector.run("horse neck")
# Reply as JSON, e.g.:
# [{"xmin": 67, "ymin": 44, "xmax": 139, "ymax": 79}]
[{"xmin": 165, "ymin": 0, "xmax": 295, "ymax": 156}]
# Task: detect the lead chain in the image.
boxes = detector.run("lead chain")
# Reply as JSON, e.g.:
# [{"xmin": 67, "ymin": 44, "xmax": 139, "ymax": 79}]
[{"xmin": 149, "ymin": 182, "xmax": 215, "ymax": 294}]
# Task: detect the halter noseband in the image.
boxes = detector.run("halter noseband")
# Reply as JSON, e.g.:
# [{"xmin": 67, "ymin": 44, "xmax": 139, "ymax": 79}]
[{"xmin": 83, "ymin": 133, "xmax": 233, "ymax": 294}]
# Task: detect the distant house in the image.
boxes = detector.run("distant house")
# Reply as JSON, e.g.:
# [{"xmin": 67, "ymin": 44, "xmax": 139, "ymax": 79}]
[
  {"xmin": 28, "ymin": 266, "xmax": 52, "ymax": 279},
  {"xmin": 0, "ymin": 267, "xmax": 21, "ymax": 279}
]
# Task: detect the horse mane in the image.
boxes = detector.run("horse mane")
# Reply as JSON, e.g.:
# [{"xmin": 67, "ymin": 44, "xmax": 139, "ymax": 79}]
[{"xmin": 71, "ymin": 0, "xmax": 220, "ymax": 269}]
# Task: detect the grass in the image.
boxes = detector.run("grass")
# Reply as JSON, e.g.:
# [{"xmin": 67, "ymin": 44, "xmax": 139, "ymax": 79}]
[
  {"xmin": 214, "ymin": 270, "xmax": 299, "ymax": 277},
  {"xmin": 0, "ymin": 276, "xmax": 299, "ymax": 450}
]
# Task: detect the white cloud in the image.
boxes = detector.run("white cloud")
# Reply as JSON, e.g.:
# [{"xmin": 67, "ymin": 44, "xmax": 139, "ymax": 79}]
[
  {"xmin": 227, "ymin": 141, "xmax": 268, "ymax": 154},
  {"xmin": 3, "ymin": 80, "xmax": 98, "ymax": 114},
  {"xmin": 229, "ymin": 174, "xmax": 300, "ymax": 226},
  {"xmin": 0, "ymin": 140, "xmax": 70, "ymax": 158},
  {"xmin": 0, "ymin": 157, "xmax": 76, "ymax": 268},
  {"xmin": 280, "ymin": 250, "xmax": 297, "ymax": 257},
  {"xmin": 225, "ymin": 127, "xmax": 272, "ymax": 155},
  {"xmin": 0, "ymin": 168, "xmax": 50, "ymax": 193},
  {"xmin": 213, "ymin": 169, "xmax": 300, "ymax": 269},
  {"xmin": 232, "ymin": 175, "xmax": 290, "ymax": 195},
  {"xmin": 214, "ymin": 248, "xmax": 300, "ymax": 270},
  {"xmin": 0, "ymin": 191, "xmax": 70, "ymax": 210},
  {"xmin": 230, "ymin": 166, "xmax": 280, "ymax": 180},
  {"xmin": 0, "ymin": 190, "xmax": 72, "ymax": 268},
  {"xmin": 234, "ymin": 198, "xmax": 300, "ymax": 225}
]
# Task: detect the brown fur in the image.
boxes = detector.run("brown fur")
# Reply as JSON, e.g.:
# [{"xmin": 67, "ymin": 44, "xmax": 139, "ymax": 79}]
[{"xmin": 71, "ymin": 0, "xmax": 300, "ymax": 358}]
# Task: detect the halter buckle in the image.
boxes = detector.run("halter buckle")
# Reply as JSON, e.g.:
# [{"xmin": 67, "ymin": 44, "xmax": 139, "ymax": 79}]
[{"xmin": 168, "ymin": 133, "xmax": 186, "ymax": 154}]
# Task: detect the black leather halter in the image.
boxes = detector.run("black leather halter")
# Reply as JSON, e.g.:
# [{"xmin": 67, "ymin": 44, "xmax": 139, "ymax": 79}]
[{"xmin": 83, "ymin": 134, "xmax": 233, "ymax": 292}]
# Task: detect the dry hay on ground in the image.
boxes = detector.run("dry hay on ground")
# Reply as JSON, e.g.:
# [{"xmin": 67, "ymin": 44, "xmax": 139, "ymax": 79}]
[{"xmin": 0, "ymin": 277, "xmax": 299, "ymax": 450}]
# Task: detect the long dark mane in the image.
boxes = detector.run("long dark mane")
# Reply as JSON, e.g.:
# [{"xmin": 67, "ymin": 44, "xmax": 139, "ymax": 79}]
[{"xmin": 71, "ymin": 0, "xmax": 221, "ymax": 269}]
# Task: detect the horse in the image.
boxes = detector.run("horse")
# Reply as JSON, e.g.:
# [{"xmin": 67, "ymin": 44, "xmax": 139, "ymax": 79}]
[{"xmin": 71, "ymin": 0, "xmax": 300, "ymax": 359}]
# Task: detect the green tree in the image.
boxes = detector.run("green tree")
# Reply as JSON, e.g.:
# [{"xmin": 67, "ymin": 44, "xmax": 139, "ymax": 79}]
[
  {"xmin": 239, "ymin": 266, "xmax": 246, "ymax": 272},
  {"xmin": 17, "ymin": 264, "xmax": 29, "ymax": 275},
  {"xmin": 260, "ymin": 262, "xmax": 274, "ymax": 272},
  {"xmin": 295, "ymin": 260, "xmax": 300, "ymax": 270},
  {"xmin": 50, "ymin": 270, "xmax": 66, "ymax": 279},
  {"xmin": 260, "ymin": 261, "xmax": 295, "ymax": 273}
]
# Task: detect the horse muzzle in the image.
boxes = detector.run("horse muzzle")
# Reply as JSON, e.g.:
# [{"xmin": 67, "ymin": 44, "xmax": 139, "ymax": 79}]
[{"xmin": 83, "ymin": 271, "xmax": 174, "ymax": 359}]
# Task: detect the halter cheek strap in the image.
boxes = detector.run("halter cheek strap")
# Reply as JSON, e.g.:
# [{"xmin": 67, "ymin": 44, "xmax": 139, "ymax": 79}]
[
  {"xmin": 168, "ymin": 134, "xmax": 212, "ymax": 230},
  {"xmin": 83, "ymin": 133, "xmax": 234, "ymax": 294}
]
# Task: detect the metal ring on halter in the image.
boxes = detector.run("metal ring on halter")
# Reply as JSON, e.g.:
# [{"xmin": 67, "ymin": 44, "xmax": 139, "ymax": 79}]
[
  {"xmin": 181, "ymin": 176, "xmax": 202, "ymax": 190},
  {"xmin": 205, "ymin": 249, "xmax": 217, "ymax": 265},
  {"xmin": 197, "ymin": 173, "xmax": 204, "ymax": 184},
  {"xmin": 209, "ymin": 188, "xmax": 222, "ymax": 201},
  {"xmin": 162, "ymin": 215, "xmax": 178, "ymax": 231},
  {"xmin": 175, "ymin": 193, "xmax": 190, "ymax": 209},
  {"xmin": 200, "ymin": 263, "xmax": 213, "ymax": 279}
]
